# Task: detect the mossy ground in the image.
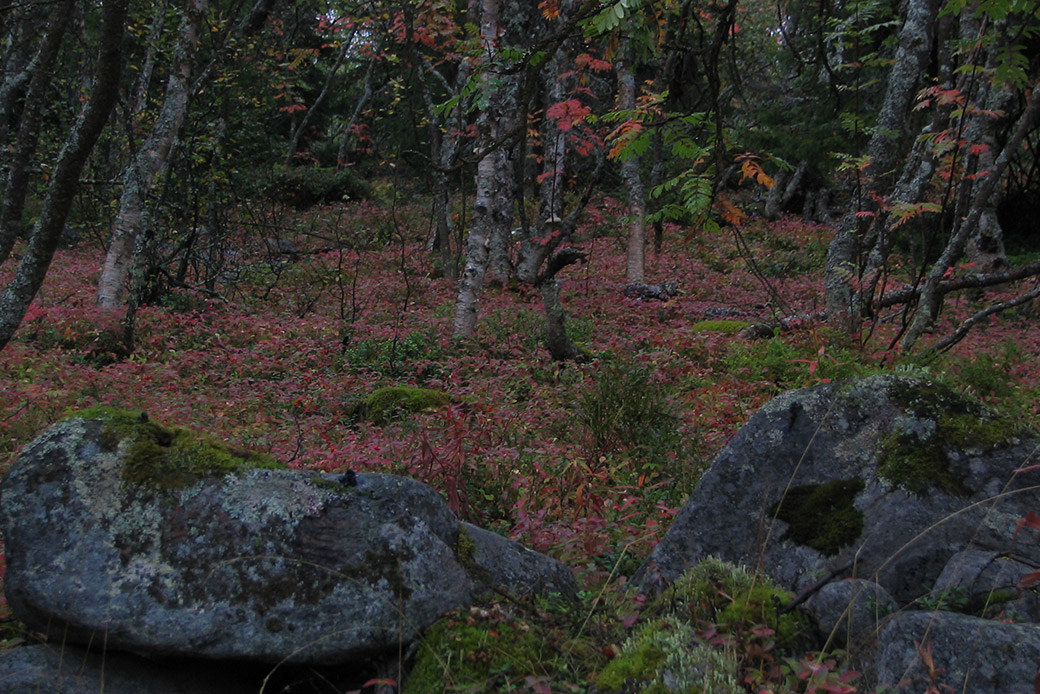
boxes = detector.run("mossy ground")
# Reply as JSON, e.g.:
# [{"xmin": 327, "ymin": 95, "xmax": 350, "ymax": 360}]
[
  {"xmin": 768, "ymin": 478, "xmax": 865, "ymax": 556},
  {"xmin": 67, "ymin": 406, "xmax": 285, "ymax": 488},
  {"xmin": 402, "ymin": 606, "xmax": 556, "ymax": 693}
]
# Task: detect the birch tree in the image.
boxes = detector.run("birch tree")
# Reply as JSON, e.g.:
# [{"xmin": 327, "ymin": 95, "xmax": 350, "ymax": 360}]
[{"xmin": 96, "ymin": 0, "xmax": 209, "ymax": 309}]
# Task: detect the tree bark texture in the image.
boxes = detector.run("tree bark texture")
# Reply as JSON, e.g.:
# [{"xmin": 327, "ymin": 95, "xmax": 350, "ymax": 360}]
[
  {"xmin": 0, "ymin": 0, "xmax": 74, "ymax": 267},
  {"xmin": 453, "ymin": 0, "xmax": 504, "ymax": 339},
  {"xmin": 824, "ymin": 0, "xmax": 938, "ymax": 326},
  {"xmin": 0, "ymin": 0, "xmax": 129, "ymax": 351},
  {"xmin": 616, "ymin": 52, "xmax": 646, "ymax": 284},
  {"xmin": 97, "ymin": 0, "xmax": 208, "ymax": 309}
]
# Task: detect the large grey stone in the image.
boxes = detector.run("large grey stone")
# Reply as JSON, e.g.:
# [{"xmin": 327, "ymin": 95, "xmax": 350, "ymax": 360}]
[
  {"xmin": 636, "ymin": 375, "xmax": 1040, "ymax": 606},
  {"xmin": 0, "ymin": 411, "xmax": 577, "ymax": 665},
  {"xmin": 870, "ymin": 611, "xmax": 1040, "ymax": 694}
]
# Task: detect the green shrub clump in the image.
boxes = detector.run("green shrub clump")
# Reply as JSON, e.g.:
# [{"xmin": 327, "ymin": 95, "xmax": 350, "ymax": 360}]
[
  {"xmin": 264, "ymin": 165, "xmax": 372, "ymax": 208},
  {"xmin": 577, "ymin": 362, "xmax": 680, "ymax": 471}
]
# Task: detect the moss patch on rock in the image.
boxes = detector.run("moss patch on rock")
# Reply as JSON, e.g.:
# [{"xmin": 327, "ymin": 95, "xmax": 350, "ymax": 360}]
[
  {"xmin": 66, "ymin": 406, "xmax": 284, "ymax": 488},
  {"xmin": 878, "ymin": 379, "xmax": 1027, "ymax": 496},
  {"xmin": 356, "ymin": 386, "xmax": 451, "ymax": 424},
  {"xmin": 768, "ymin": 478, "xmax": 865, "ymax": 556},
  {"xmin": 690, "ymin": 319, "xmax": 752, "ymax": 334}
]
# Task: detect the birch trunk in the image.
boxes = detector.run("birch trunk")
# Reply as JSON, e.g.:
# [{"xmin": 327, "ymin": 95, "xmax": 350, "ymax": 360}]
[
  {"xmin": 453, "ymin": 0, "xmax": 502, "ymax": 339},
  {"xmin": 0, "ymin": 0, "xmax": 129, "ymax": 351},
  {"xmin": 97, "ymin": 0, "xmax": 208, "ymax": 309}
]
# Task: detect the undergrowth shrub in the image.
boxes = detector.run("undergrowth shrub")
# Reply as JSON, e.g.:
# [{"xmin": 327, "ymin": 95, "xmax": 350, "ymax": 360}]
[
  {"xmin": 342, "ymin": 330, "xmax": 442, "ymax": 378},
  {"xmin": 577, "ymin": 361, "xmax": 680, "ymax": 472},
  {"xmin": 721, "ymin": 334, "xmax": 865, "ymax": 391},
  {"xmin": 261, "ymin": 165, "xmax": 373, "ymax": 209}
]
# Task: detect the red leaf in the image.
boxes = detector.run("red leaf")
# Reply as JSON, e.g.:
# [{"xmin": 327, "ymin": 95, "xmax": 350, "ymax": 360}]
[
  {"xmin": 1014, "ymin": 511, "xmax": 1040, "ymax": 541},
  {"xmin": 1019, "ymin": 570, "xmax": 1040, "ymax": 591}
]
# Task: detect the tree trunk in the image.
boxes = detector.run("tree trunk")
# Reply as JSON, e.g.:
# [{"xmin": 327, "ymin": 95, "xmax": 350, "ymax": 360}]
[
  {"xmin": 0, "ymin": 0, "xmax": 74, "ymax": 266},
  {"xmin": 541, "ymin": 279, "xmax": 583, "ymax": 361},
  {"xmin": 453, "ymin": 0, "xmax": 503, "ymax": 339},
  {"xmin": 0, "ymin": 0, "xmax": 129, "ymax": 351},
  {"xmin": 617, "ymin": 51, "xmax": 646, "ymax": 284},
  {"xmin": 97, "ymin": 0, "xmax": 208, "ymax": 309},
  {"xmin": 824, "ymin": 0, "xmax": 938, "ymax": 328}
]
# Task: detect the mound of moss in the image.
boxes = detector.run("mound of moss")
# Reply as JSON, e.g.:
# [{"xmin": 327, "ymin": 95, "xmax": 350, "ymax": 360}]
[
  {"xmin": 403, "ymin": 607, "xmax": 551, "ymax": 693},
  {"xmin": 67, "ymin": 407, "xmax": 284, "ymax": 489},
  {"xmin": 598, "ymin": 558, "xmax": 809, "ymax": 693},
  {"xmin": 357, "ymin": 386, "xmax": 451, "ymax": 424}
]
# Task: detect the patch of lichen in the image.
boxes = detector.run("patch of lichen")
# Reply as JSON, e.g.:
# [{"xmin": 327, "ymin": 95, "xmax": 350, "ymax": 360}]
[
  {"xmin": 65, "ymin": 406, "xmax": 285, "ymax": 488},
  {"xmin": 358, "ymin": 386, "xmax": 451, "ymax": 424},
  {"xmin": 690, "ymin": 319, "xmax": 752, "ymax": 334},
  {"xmin": 644, "ymin": 557, "xmax": 809, "ymax": 650},
  {"xmin": 595, "ymin": 615, "xmax": 743, "ymax": 694},
  {"xmin": 878, "ymin": 379, "xmax": 1026, "ymax": 496},
  {"xmin": 596, "ymin": 559, "xmax": 806, "ymax": 693},
  {"xmin": 768, "ymin": 478, "xmax": 865, "ymax": 556},
  {"xmin": 402, "ymin": 606, "xmax": 551, "ymax": 694}
]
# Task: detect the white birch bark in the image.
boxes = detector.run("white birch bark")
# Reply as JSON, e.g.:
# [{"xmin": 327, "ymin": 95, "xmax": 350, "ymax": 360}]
[{"xmin": 97, "ymin": 0, "xmax": 208, "ymax": 308}]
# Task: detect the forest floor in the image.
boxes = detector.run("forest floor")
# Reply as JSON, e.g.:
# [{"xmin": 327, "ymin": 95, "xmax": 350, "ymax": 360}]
[{"xmin": 2, "ymin": 190, "xmax": 1040, "ymax": 686}]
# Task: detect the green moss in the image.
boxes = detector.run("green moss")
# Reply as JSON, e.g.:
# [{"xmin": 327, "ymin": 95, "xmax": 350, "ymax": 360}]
[
  {"xmin": 878, "ymin": 379, "xmax": 1027, "ymax": 496},
  {"xmin": 690, "ymin": 319, "xmax": 752, "ymax": 334},
  {"xmin": 768, "ymin": 478, "xmax": 865, "ymax": 556},
  {"xmin": 361, "ymin": 386, "xmax": 451, "ymax": 424},
  {"xmin": 647, "ymin": 557, "xmax": 809, "ymax": 650},
  {"xmin": 65, "ymin": 406, "xmax": 285, "ymax": 489},
  {"xmin": 403, "ymin": 609, "xmax": 549, "ymax": 694},
  {"xmin": 453, "ymin": 525, "xmax": 477, "ymax": 567},
  {"xmin": 595, "ymin": 637, "xmax": 669, "ymax": 692}
]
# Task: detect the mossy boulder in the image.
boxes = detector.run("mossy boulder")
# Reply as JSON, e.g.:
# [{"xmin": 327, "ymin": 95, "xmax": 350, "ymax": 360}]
[
  {"xmin": 356, "ymin": 386, "xmax": 452, "ymax": 424},
  {"xmin": 69, "ymin": 406, "xmax": 285, "ymax": 488},
  {"xmin": 0, "ymin": 412, "xmax": 577, "ymax": 667},
  {"xmin": 636, "ymin": 374, "xmax": 1040, "ymax": 610}
]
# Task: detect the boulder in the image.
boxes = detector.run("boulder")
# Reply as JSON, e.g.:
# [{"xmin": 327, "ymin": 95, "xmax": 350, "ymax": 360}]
[
  {"xmin": 636, "ymin": 374, "xmax": 1040, "ymax": 605},
  {"xmin": 869, "ymin": 611, "xmax": 1040, "ymax": 694},
  {"xmin": 634, "ymin": 374, "xmax": 1040, "ymax": 691},
  {"xmin": 804, "ymin": 578, "xmax": 897, "ymax": 648},
  {"xmin": 0, "ymin": 409, "xmax": 577, "ymax": 666}
]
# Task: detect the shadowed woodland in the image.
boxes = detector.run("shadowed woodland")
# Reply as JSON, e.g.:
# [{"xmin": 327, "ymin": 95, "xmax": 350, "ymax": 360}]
[{"xmin": 3, "ymin": 0, "xmax": 1040, "ymax": 691}]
